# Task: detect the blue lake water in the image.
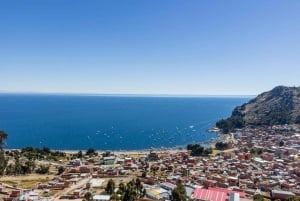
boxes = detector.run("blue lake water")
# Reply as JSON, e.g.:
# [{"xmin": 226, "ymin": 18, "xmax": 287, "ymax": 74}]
[{"xmin": 0, "ymin": 94, "xmax": 250, "ymax": 150}]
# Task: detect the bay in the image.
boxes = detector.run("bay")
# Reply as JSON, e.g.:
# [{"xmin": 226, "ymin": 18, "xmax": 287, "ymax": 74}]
[{"xmin": 0, "ymin": 94, "xmax": 250, "ymax": 150}]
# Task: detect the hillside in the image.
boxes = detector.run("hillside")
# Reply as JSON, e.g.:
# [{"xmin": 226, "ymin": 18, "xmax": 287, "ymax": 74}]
[{"xmin": 216, "ymin": 86, "xmax": 300, "ymax": 133}]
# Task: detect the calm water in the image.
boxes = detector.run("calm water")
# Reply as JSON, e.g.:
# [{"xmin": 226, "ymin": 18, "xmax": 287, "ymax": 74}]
[{"xmin": 0, "ymin": 94, "xmax": 250, "ymax": 150}]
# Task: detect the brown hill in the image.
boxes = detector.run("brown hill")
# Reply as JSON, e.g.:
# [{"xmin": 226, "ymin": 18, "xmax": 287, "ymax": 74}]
[{"xmin": 216, "ymin": 86, "xmax": 300, "ymax": 133}]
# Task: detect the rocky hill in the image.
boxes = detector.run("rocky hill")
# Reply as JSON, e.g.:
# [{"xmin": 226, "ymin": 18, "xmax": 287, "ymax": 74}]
[{"xmin": 216, "ymin": 86, "xmax": 300, "ymax": 133}]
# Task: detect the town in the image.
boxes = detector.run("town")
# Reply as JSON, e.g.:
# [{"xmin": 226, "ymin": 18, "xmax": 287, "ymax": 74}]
[{"xmin": 0, "ymin": 125, "xmax": 300, "ymax": 201}]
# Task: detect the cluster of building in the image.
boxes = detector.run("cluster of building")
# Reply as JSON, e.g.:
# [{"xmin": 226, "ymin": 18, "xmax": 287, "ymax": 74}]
[
  {"xmin": 1, "ymin": 125, "xmax": 300, "ymax": 201},
  {"xmin": 234, "ymin": 126, "xmax": 300, "ymax": 198},
  {"xmin": 139, "ymin": 125, "xmax": 300, "ymax": 200}
]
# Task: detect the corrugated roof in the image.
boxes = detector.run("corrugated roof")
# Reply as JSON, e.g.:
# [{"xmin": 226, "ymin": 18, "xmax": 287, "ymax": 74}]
[
  {"xmin": 160, "ymin": 182, "xmax": 176, "ymax": 190},
  {"xmin": 208, "ymin": 187, "xmax": 246, "ymax": 198},
  {"xmin": 272, "ymin": 190, "xmax": 295, "ymax": 196},
  {"xmin": 147, "ymin": 187, "xmax": 169, "ymax": 199},
  {"xmin": 192, "ymin": 188, "xmax": 227, "ymax": 201}
]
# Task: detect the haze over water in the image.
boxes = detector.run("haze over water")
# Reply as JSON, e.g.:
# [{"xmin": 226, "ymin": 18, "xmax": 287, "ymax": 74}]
[{"xmin": 0, "ymin": 94, "xmax": 250, "ymax": 150}]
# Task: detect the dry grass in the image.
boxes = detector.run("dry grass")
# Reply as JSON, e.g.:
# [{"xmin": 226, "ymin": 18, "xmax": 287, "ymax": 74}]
[
  {"xmin": 212, "ymin": 149, "xmax": 221, "ymax": 155},
  {"xmin": 0, "ymin": 174, "xmax": 55, "ymax": 189}
]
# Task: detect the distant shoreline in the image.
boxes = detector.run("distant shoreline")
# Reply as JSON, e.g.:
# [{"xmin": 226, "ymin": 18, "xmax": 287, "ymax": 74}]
[
  {"xmin": 4, "ymin": 131, "xmax": 224, "ymax": 154},
  {"xmin": 0, "ymin": 92, "xmax": 255, "ymax": 99}
]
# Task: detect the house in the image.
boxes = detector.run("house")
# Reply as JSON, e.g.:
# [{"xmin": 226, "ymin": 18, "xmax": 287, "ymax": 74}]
[
  {"xmin": 146, "ymin": 187, "xmax": 170, "ymax": 200},
  {"xmin": 271, "ymin": 190, "xmax": 296, "ymax": 200},
  {"xmin": 192, "ymin": 187, "xmax": 246, "ymax": 201},
  {"xmin": 160, "ymin": 182, "xmax": 176, "ymax": 191},
  {"xmin": 103, "ymin": 156, "xmax": 116, "ymax": 165},
  {"xmin": 70, "ymin": 159, "xmax": 82, "ymax": 166},
  {"xmin": 228, "ymin": 176, "xmax": 239, "ymax": 186}
]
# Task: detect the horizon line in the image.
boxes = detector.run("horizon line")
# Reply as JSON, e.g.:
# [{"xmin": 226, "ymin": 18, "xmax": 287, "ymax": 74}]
[{"xmin": 0, "ymin": 91, "xmax": 255, "ymax": 98}]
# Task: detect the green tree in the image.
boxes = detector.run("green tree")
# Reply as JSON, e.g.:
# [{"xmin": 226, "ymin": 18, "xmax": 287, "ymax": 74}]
[
  {"xmin": 0, "ymin": 150, "xmax": 8, "ymax": 176},
  {"xmin": 86, "ymin": 148, "xmax": 97, "ymax": 156},
  {"xmin": 116, "ymin": 182, "xmax": 126, "ymax": 200},
  {"xmin": 105, "ymin": 179, "xmax": 115, "ymax": 195},
  {"xmin": 57, "ymin": 166, "xmax": 65, "ymax": 175},
  {"xmin": 14, "ymin": 156, "xmax": 22, "ymax": 175},
  {"xmin": 118, "ymin": 182, "xmax": 126, "ymax": 194},
  {"xmin": 0, "ymin": 131, "xmax": 8, "ymax": 149},
  {"xmin": 36, "ymin": 165, "xmax": 49, "ymax": 174},
  {"xmin": 187, "ymin": 144, "xmax": 204, "ymax": 156},
  {"xmin": 6, "ymin": 157, "xmax": 36, "ymax": 175},
  {"xmin": 279, "ymin": 140, "xmax": 284, "ymax": 147},
  {"xmin": 215, "ymin": 142, "xmax": 231, "ymax": 150},
  {"xmin": 122, "ymin": 180, "xmax": 137, "ymax": 201},
  {"xmin": 121, "ymin": 179, "xmax": 145, "ymax": 201},
  {"xmin": 77, "ymin": 150, "xmax": 83, "ymax": 158},
  {"xmin": 171, "ymin": 181, "xmax": 187, "ymax": 201},
  {"xmin": 42, "ymin": 147, "xmax": 51, "ymax": 154},
  {"xmin": 84, "ymin": 192, "xmax": 93, "ymax": 201},
  {"xmin": 134, "ymin": 178, "xmax": 145, "ymax": 198},
  {"xmin": 24, "ymin": 159, "xmax": 36, "ymax": 174},
  {"xmin": 110, "ymin": 193, "xmax": 120, "ymax": 201},
  {"xmin": 253, "ymin": 194, "xmax": 264, "ymax": 201},
  {"xmin": 5, "ymin": 164, "xmax": 14, "ymax": 175},
  {"xmin": 204, "ymin": 147, "xmax": 213, "ymax": 155},
  {"xmin": 0, "ymin": 131, "xmax": 8, "ymax": 175}
]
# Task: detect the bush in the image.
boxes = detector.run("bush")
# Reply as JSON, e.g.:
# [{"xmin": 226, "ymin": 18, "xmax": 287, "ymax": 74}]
[
  {"xmin": 215, "ymin": 142, "xmax": 231, "ymax": 150},
  {"xmin": 86, "ymin": 148, "xmax": 97, "ymax": 156},
  {"xmin": 36, "ymin": 165, "xmax": 49, "ymax": 174},
  {"xmin": 57, "ymin": 166, "xmax": 65, "ymax": 175},
  {"xmin": 253, "ymin": 194, "xmax": 264, "ymax": 201},
  {"xmin": 187, "ymin": 144, "xmax": 212, "ymax": 156}
]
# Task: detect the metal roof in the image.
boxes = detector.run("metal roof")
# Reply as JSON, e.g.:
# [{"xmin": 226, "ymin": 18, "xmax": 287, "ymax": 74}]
[
  {"xmin": 192, "ymin": 188, "xmax": 227, "ymax": 201},
  {"xmin": 93, "ymin": 195, "xmax": 111, "ymax": 201}
]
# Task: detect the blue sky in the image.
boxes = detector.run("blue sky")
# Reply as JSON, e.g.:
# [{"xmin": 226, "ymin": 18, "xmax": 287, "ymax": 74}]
[{"xmin": 1, "ymin": 0, "xmax": 300, "ymax": 95}]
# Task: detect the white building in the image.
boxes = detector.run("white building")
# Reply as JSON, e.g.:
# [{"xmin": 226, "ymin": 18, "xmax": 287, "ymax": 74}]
[{"xmin": 93, "ymin": 195, "xmax": 111, "ymax": 201}]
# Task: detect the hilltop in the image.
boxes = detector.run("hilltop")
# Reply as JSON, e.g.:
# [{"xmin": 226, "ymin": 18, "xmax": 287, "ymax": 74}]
[{"xmin": 216, "ymin": 86, "xmax": 300, "ymax": 133}]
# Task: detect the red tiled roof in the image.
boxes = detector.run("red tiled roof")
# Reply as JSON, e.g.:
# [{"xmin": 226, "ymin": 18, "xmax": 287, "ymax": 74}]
[{"xmin": 192, "ymin": 188, "xmax": 227, "ymax": 201}]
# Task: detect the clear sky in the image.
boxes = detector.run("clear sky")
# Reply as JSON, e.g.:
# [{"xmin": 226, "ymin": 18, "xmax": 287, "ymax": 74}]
[{"xmin": 1, "ymin": 0, "xmax": 300, "ymax": 95}]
